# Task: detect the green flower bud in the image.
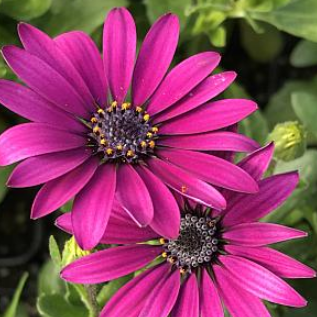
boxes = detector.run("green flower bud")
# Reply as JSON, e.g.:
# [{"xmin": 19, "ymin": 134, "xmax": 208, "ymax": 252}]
[
  {"xmin": 268, "ymin": 121, "xmax": 306, "ymax": 162},
  {"xmin": 62, "ymin": 236, "xmax": 90, "ymax": 266}
]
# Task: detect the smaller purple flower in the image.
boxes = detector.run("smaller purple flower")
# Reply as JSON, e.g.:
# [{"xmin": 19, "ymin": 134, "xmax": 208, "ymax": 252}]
[
  {"xmin": 59, "ymin": 144, "xmax": 315, "ymax": 317},
  {"xmin": 0, "ymin": 8, "xmax": 259, "ymax": 250}
]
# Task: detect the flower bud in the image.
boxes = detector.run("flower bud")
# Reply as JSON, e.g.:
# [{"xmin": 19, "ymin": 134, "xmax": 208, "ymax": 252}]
[{"xmin": 62, "ymin": 236, "xmax": 90, "ymax": 266}]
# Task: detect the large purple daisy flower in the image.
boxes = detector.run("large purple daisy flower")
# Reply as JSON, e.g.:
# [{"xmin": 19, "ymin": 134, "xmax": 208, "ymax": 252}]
[
  {"xmin": 59, "ymin": 144, "xmax": 315, "ymax": 317},
  {"xmin": 0, "ymin": 8, "xmax": 258, "ymax": 249}
]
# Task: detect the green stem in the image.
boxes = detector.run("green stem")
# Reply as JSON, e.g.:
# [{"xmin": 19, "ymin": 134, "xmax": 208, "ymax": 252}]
[{"xmin": 84, "ymin": 284, "xmax": 99, "ymax": 317}]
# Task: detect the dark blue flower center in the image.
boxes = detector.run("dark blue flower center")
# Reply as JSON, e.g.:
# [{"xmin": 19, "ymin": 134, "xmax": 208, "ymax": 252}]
[
  {"xmin": 162, "ymin": 213, "xmax": 221, "ymax": 274},
  {"xmin": 87, "ymin": 102, "xmax": 158, "ymax": 163}
]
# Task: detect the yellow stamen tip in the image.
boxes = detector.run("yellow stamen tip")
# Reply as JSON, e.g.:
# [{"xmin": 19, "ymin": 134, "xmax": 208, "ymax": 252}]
[
  {"xmin": 127, "ymin": 150, "xmax": 134, "ymax": 157},
  {"xmin": 100, "ymin": 139, "xmax": 107, "ymax": 146},
  {"xmin": 136, "ymin": 106, "xmax": 142, "ymax": 113},
  {"xmin": 90, "ymin": 117, "xmax": 98, "ymax": 123},
  {"xmin": 111, "ymin": 101, "xmax": 118, "ymax": 108},
  {"xmin": 116, "ymin": 144, "xmax": 123, "ymax": 151},
  {"xmin": 180, "ymin": 268, "xmax": 187, "ymax": 274},
  {"xmin": 152, "ymin": 127, "xmax": 159, "ymax": 133},
  {"xmin": 143, "ymin": 114, "xmax": 150, "ymax": 121},
  {"xmin": 93, "ymin": 126, "xmax": 100, "ymax": 134},
  {"xmin": 106, "ymin": 148, "xmax": 113, "ymax": 155},
  {"xmin": 97, "ymin": 108, "xmax": 104, "ymax": 114},
  {"xmin": 140, "ymin": 141, "xmax": 147, "ymax": 148},
  {"xmin": 121, "ymin": 102, "xmax": 131, "ymax": 110},
  {"xmin": 148, "ymin": 140, "xmax": 155, "ymax": 148},
  {"xmin": 146, "ymin": 132, "xmax": 153, "ymax": 138},
  {"xmin": 162, "ymin": 252, "xmax": 168, "ymax": 258},
  {"xmin": 159, "ymin": 238, "xmax": 166, "ymax": 244}
]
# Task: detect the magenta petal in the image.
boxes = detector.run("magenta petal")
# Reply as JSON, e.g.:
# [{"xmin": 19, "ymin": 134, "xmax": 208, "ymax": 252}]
[
  {"xmin": 61, "ymin": 244, "xmax": 161, "ymax": 284},
  {"xmin": 158, "ymin": 148, "xmax": 258, "ymax": 193},
  {"xmin": 139, "ymin": 269, "xmax": 180, "ymax": 317},
  {"xmin": 171, "ymin": 274, "xmax": 199, "ymax": 317},
  {"xmin": 223, "ymin": 223, "xmax": 307, "ymax": 246},
  {"xmin": 158, "ymin": 131, "xmax": 258, "ymax": 152},
  {"xmin": 0, "ymin": 123, "xmax": 85, "ymax": 166},
  {"xmin": 147, "ymin": 52, "xmax": 221, "ymax": 116},
  {"xmin": 18, "ymin": 23, "xmax": 94, "ymax": 111},
  {"xmin": 147, "ymin": 157, "xmax": 226, "ymax": 210},
  {"xmin": 55, "ymin": 31, "xmax": 107, "ymax": 106},
  {"xmin": 72, "ymin": 164, "xmax": 116, "ymax": 250},
  {"xmin": 2, "ymin": 46, "xmax": 89, "ymax": 117},
  {"xmin": 0, "ymin": 80, "xmax": 83, "ymax": 132},
  {"xmin": 31, "ymin": 158, "xmax": 98, "ymax": 219},
  {"xmin": 225, "ymin": 245, "xmax": 316, "ymax": 279},
  {"xmin": 8, "ymin": 148, "xmax": 90, "ymax": 188},
  {"xmin": 132, "ymin": 14, "xmax": 179, "ymax": 106},
  {"xmin": 159, "ymin": 99, "xmax": 258, "ymax": 135},
  {"xmin": 103, "ymin": 8, "xmax": 136, "ymax": 103},
  {"xmin": 223, "ymin": 172, "xmax": 299, "ymax": 226},
  {"xmin": 55, "ymin": 213, "xmax": 72, "ymax": 234},
  {"xmin": 116, "ymin": 164, "xmax": 154, "ymax": 227},
  {"xmin": 219, "ymin": 255, "xmax": 307, "ymax": 307},
  {"xmin": 200, "ymin": 269, "xmax": 223, "ymax": 317},
  {"xmin": 236, "ymin": 143, "xmax": 274, "ymax": 181},
  {"xmin": 214, "ymin": 265, "xmax": 271, "ymax": 317},
  {"xmin": 101, "ymin": 264, "xmax": 170, "ymax": 317},
  {"xmin": 153, "ymin": 71, "xmax": 236, "ymax": 123},
  {"xmin": 135, "ymin": 165, "xmax": 180, "ymax": 239}
]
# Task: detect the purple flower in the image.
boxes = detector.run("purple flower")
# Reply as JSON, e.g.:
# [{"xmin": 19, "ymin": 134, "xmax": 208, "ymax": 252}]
[
  {"xmin": 0, "ymin": 8, "xmax": 259, "ymax": 249},
  {"xmin": 59, "ymin": 144, "xmax": 315, "ymax": 317}
]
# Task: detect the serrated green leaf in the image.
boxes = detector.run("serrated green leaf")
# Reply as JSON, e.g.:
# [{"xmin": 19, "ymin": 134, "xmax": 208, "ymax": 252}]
[
  {"xmin": 49, "ymin": 235, "xmax": 62, "ymax": 269},
  {"xmin": 292, "ymin": 92, "xmax": 317, "ymax": 138},
  {"xmin": 3, "ymin": 273, "xmax": 28, "ymax": 317},
  {"xmin": 40, "ymin": 0, "xmax": 127, "ymax": 37},
  {"xmin": 291, "ymin": 40, "xmax": 317, "ymax": 67},
  {"xmin": 37, "ymin": 294, "xmax": 88, "ymax": 317},
  {"xmin": 0, "ymin": 0, "xmax": 52, "ymax": 20},
  {"xmin": 251, "ymin": 0, "xmax": 317, "ymax": 42}
]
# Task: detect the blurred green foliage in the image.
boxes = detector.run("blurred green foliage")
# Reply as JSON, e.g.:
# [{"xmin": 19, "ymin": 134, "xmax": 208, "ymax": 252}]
[{"xmin": 1, "ymin": 0, "xmax": 317, "ymax": 316}]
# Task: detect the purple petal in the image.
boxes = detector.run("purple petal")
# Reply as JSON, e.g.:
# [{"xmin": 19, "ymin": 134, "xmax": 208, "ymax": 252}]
[
  {"xmin": 31, "ymin": 158, "xmax": 98, "ymax": 219},
  {"xmin": 18, "ymin": 23, "xmax": 94, "ymax": 111},
  {"xmin": 139, "ymin": 268, "xmax": 180, "ymax": 317},
  {"xmin": 158, "ymin": 148, "xmax": 258, "ymax": 193},
  {"xmin": 219, "ymin": 255, "xmax": 307, "ymax": 307},
  {"xmin": 72, "ymin": 164, "xmax": 116, "ymax": 250},
  {"xmin": 159, "ymin": 99, "xmax": 258, "ymax": 135},
  {"xmin": 0, "ymin": 80, "xmax": 84, "ymax": 132},
  {"xmin": 55, "ymin": 31, "xmax": 107, "ymax": 106},
  {"xmin": 103, "ymin": 8, "xmax": 136, "ymax": 103},
  {"xmin": 158, "ymin": 131, "xmax": 258, "ymax": 152},
  {"xmin": 0, "ymin": 123, "xmax": 85, "ymax": 166},
  {"xmin": 171, "ymin": 274, "xmax": 199, "ymax": 317},
  {"xmin": 101, "ymin": 264, "xmax": 170, "ymax": 317},
  {"xmin": 135, "ymin": 165, "xmax": 180, "ymax": 239},
  {"xmin": 147, "ymin": 52, "xmax": 220, "ymax": 116},
  {"xmin": 116, "ymin": 164, "xmax": 154, "ymax": 227},
  {"xmin": 132, "ymin": 13, "xmax": 179, "ymax": 106},
  {"xmin": 2, "ymin": 46, "xmax": 90, "ymax": 118},
  {"xmin": 153, "ymin": 71, "xmax": 236, "ymax": 123},
  {"xmin": 200, "ymin": 269, "xmax": 223, "ymax": 317},
  {"xmin": 225, "ymin": 245, "xmax": 316, "ymax": 279},
  {"xmin": 7, "ymin": 148, "xmax": 90, "ymax": 187},
  {"xmin": 223, "ymin": 172, "xmax": 299, "ymax": 227},
  {"xmin": 214, "ymin": 265, "xmax": 271, "ymax": 317},
  {"xmin": 147, "ymin": 157, "xmax": 226, "ymax": 210},
  {"xmin": 223, "ymin": 223, "xmax": 307, "ymax": 246},
  {"xmin": 61, "ymin": 244, "xmax": 162, "ymax": 284}
]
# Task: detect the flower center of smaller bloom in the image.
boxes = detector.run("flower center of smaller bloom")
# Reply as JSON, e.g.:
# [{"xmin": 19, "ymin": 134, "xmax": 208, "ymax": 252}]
[
  {"xmin": 161, "ymin": 213, "xmax": 221, "ymax": 274},
  {"xmin": 87, "ymin": 101, "xmax": 158, "ymax": 163}
]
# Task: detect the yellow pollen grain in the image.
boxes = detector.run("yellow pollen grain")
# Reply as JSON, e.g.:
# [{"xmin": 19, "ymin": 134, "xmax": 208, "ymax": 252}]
[
  {"xmin": 127, "ymin": 150, "xmax": 134, "ymax": 157},
  {"xmin": 181, "ymin": 185, "xmax": 188, "ymax": 193},
  {"xmin": 97, "ymin": 108, "xmax": 104, "ymax": 114},
  {"xmin": 93, "ymin": 126, "xmax": 100, "ymax": 134},
  {"xmin": 152, "ymin": 127, "xmax": 159, "ymax": 133},
  {"xmin": 146, "ymin": 132, "xmax": 153, "ymax": 138},
  {"xmin": 100, "ymin": 139, "xmax": 107, "ymax": 146},
  {"xmin": 111, "ymin": 101, "xmax": 118, "ymax": 108},
  {"xmin": 162, "ymin": 252, "xmax": 168, "ymax": 258},
  {"xmin": 148, "ymin": 140, "xmax": 155, "ymax": 148},
  {"xmin": 106, "ymin": 148, "xmax": 113, "ymax": 155},
  {"xmin": 159, "ymin": 238, "xmax": 166, "ymax": 245},
  {"xmin": 143, "ymin": 113, "xmax": 150, "ymax": 121},
  {"xmin": 136, "ymin": 106, "xmax": 142, "ymax": 113},
  {"xmin": 90, "ymin": 117, "xmax": 98, "ymax": 123},
  {"xmin": 116, "ymin": 144, "xmax": 123, "ymax": 151},
  {"xmin": 121, "ymin": 102, "xmax": 131, "ymax": 110}
]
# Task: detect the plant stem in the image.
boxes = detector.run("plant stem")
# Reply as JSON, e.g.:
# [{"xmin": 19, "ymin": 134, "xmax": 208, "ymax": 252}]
[{"xmin": 84, "ymin": 284, "xmax": 99, "ymax": 317}]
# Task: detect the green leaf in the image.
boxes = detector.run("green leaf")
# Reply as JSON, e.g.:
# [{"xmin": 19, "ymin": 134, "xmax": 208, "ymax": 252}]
[
  {"xmin": 40, "ymin": 0, "xmax": 127, "ymax": 37},
  {"xmin": 49, "ymin": 235, "xmax": 62, "ymax": 269},
  {"xmin": 0, "ymin": 0, "xmax": 52, "ymax": 20},
  {"xmin": 97, "ymin": 275, "xmax": 133, "ymax": 307},
  {"xmin": 37, "ymin": 294, "xmax": 88, "ymax": 317},
  {"xmin": 240, "ymin": 21, "xmax": 283, "ymax": 62},
  {"xmin": 291, "ymin": 40, "xmax": 317, "ymax": 67},
  {"xmin": 145, "ymin": 0, "xmax": 191, "ymax": 30},
  {"xmin": 38, "ymin": 260, "xmax": 65, "ymax": 296},
  {"xmin": 0, "ymin": 165, "xmax": 12, "ymax": 203},
  {"xmin": 209, "ymin": 25, "xmax": 226, "ymax": 47},
  {"xmin": 292, "ymin": 92, "xmax": 317, "ymax": 137},
  {"xmin": 251, "ymin": 0, "xmax": 317, "ymax": 42},
  {"xmin": 3, "ymin": 273, "xmax": 28, "ymax": 317}
]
